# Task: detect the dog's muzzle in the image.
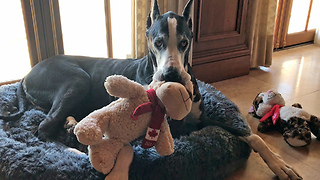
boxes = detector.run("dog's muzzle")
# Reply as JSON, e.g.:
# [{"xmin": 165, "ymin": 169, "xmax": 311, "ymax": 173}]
[{"xmin": 160, "ymin": 67, "xmax": 183, "ymax": 84}]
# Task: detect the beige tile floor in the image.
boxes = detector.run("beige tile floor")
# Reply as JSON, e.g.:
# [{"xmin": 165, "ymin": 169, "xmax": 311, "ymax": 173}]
[{"xmin": 212, "ymin": 44, "xmax": 320, "ymax": 180}]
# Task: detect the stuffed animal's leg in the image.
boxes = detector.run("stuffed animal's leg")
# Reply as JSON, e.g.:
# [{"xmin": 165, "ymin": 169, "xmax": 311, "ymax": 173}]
[
  {"xmin": 240, "ymin": 134, "xmax": 302, "ymax": 180},
  {"xmin": 283, "ymin": 117, "xmax": 311, "ymax": 147},
  {"xmin": 89, "ymin": 138, "xmax": 124, "ymax": 174},
  {"xmin": 155, "ymin": 120, "xmax": 174, "ymax": 156},
  {"xmin": 309, "ymin": 115, "xmax": 320, "ymax": 139},
  {"xmin": 105, "ymin": 144, "xmax": 134, "ymax": 180}
]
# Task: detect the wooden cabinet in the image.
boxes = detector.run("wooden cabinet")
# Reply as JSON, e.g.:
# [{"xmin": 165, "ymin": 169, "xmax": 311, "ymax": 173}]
[{"xmin": 192, "ymin": 0, "xmax": 251, "ymax": 83}]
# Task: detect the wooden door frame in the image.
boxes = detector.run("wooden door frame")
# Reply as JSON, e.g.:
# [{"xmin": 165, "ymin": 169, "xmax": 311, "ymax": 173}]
[
  {"xmin": 286, "ymin": 0, "xmax": 315, "ymax": 46},
  {"xmin": 274, "ymin": 0, "xmax": 315, "ymax": 48}
]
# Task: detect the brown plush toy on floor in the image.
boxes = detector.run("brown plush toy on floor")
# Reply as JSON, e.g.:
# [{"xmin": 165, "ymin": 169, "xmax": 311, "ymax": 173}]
[
  {"xmin": 249, "ymin": 90, "xmax": 320, "ymax": 147},
  {"xmin": 74, "ymin": 75, "xmax": 193, "ymax": 179}
]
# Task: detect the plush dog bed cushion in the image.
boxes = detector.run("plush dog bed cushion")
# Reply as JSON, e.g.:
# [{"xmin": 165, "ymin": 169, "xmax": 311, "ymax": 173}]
[{"xmin": 0, "ymin": 81, "xmax": 252, "ymax": 180}]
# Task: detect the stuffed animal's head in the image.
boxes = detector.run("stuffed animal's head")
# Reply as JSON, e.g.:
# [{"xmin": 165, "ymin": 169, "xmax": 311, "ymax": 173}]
[
  {"xmin": 249, "ymin": 90, "xmax": 285, "ymax": 117},
  {"xmin": 150, "ymin": 80, "xmax": 193, "ymax": 120},
  {"xmin": 262, "ymin": 90, "xmax": 285, "ymax": 106}
]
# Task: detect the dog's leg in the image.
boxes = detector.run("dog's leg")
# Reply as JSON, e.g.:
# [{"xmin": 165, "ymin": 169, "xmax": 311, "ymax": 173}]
[
  {"xmin": 37, "ymin": 76, "xmax": 91, "ymax": 140},
  {"xmin": 63, "ymin": 116, "xmax": 86, "ymax": 155},
  {"xmin": 240, "ymin": 134, "xmax": 302, "ymax": 180},
  {"xmin": 66, "ymin": 147, "xmax": 86, "ymax": 155},
  {"xmin": 64, "ymin": 116, "xmax": 78, "ymax": 133}
]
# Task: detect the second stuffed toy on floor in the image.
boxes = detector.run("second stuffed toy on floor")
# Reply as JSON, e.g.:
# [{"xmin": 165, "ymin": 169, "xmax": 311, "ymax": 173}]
[{"xmin": 249, "ymin": 90, "xmax": 320, "ymax": 147}]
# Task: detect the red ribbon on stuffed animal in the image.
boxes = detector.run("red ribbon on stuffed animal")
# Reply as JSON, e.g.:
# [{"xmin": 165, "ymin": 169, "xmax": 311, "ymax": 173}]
[
  {"xmin": 259, "ymin": 104, "xmax": 284, "ymax": 125},
  {"xmin": 131, "ymin": 89, "xmax": 165, "ymax": 149}
]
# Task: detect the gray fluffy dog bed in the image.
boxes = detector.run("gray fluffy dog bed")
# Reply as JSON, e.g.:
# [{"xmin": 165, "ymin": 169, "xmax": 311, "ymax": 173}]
[{"xmin": 0, "ymin": 80, "xmax": 252, "ymax": 180}]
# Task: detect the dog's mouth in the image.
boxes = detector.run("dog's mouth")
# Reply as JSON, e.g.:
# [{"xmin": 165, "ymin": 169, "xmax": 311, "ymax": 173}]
[
  {"xmin": 154, "ymin": 67, "xmax": 183, "ymax": 84},
  {"xmin": 154, "ymin": 66, "xmax": 191, "ymax": 87},
  {"xmin": 161, "ymin": 67, "xmax": 183, "ymax": 84}
]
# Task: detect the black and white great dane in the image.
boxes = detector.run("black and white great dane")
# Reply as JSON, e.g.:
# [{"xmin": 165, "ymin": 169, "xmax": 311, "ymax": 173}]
[{"xmin": 0, "ymin": 0, "xmax": 301, "ymax": 179}]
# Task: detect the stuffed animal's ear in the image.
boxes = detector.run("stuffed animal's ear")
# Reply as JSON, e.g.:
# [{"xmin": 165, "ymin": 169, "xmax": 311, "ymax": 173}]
[
  {"xmin": 292, "ymin": 103, "xmax": 302, "ymax": 108},
  {"xmin": 250, "ymin": 92, "xmax": 263, "ymax": 116},
  {"xmin": 104, "ymin": 75, "xmax": 146, "ymax": 98}
]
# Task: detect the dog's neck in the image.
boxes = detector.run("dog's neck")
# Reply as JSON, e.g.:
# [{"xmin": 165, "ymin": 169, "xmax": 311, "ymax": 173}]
[{"xmin": 133, "ymin": 55, "xmax": 155, "ymax": 85}]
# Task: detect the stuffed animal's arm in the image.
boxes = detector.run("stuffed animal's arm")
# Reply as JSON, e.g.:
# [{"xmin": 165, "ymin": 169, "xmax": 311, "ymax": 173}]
[
  {"xmin": 104, "ymin": 75, "xmax": 146, "ymax": 98},
  {"xmin": 74, "ymin": 107, "xmax": 110, "ymax": 145},
  {"xmin": 154, "ymin": 120, "xmax": 174, "ymax": 156}
]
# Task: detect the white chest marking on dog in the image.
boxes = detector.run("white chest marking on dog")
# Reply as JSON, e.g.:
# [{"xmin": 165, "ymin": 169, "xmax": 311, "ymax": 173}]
[{"xmin": 185, "ymin": 101, "xmax": 202, "ymax": 124}]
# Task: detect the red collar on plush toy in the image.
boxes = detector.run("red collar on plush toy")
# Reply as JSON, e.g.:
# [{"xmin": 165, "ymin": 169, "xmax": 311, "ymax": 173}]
[
  {"xmin": 259, "ymin": 104, "xmax": 284, "ymax": 125},
  {"xmin": 131, "ymin": 89, "xmax": 165, "ymax": 149}
]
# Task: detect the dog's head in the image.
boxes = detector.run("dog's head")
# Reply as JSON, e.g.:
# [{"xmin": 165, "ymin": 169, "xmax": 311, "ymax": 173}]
[{"xmin": 146, "ymin": 0, "xmax": 194, "ymax": 85}]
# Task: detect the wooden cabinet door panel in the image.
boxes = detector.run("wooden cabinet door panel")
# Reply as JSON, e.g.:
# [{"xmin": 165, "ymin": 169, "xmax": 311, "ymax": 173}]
[
  {"xmin": 192, "ymin": 0, "xmax": 250, "ymax": 82},
  {"xmin": 196, "ymin": 0, "xmax": 239, "ymax": 41}
]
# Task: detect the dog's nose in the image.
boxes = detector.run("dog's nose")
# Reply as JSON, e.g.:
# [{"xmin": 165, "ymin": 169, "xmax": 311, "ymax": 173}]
[{"xmin": 161, "ymin": 67, "xmax": 182, "ymax": 84}]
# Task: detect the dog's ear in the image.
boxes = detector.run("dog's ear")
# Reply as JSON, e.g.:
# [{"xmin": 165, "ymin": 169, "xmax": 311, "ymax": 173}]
[
  {"xmin": 182, "ymin": 0, "xmax": 193, "ymax": 29},
  {"xmin": 186, "ymin": 63, "xmax": 201, "ymax": 102},
  {"xmin": 146, "ymin": 0, "xmax": 161, "ymax": 29}
]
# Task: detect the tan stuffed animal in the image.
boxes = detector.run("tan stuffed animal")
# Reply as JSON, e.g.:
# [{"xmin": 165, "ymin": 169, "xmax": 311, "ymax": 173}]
[{"xmin": 74, "ymin": 75, "xmax": 193, "ymax": 177}]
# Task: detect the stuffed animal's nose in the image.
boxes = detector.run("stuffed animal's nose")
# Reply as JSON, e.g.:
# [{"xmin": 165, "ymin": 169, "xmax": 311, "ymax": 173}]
[
  {"xmin": 160, "ymin": 67, "xmax": 182, "ymax": 84},
  {"xmin": 266, "ymin": 90, "xmax": 273, "ymax": 94}
]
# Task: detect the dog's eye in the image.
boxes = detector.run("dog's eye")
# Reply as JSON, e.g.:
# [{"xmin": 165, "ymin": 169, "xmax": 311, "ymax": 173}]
[
  {"xmin": 155, "ymin": 40, "xmax": 163, "ymax": 48},
  {"xmin": 181, "ymin": 41, "xmax": 188, "ymax": 47},
  {"xmin": 179, "ymin": 40, "xmax": 188, "ymax": 50}
]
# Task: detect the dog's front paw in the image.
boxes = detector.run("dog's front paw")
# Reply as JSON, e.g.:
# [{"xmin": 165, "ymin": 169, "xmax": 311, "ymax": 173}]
[
  {"xmin": 64, "ymin": 116, "xmax": 78, "ymax": 134},
  {"xmin": 245, "ymin": 134, "xmax": 302, "ymax": 180},
  {"xmin": 36, "ymin": 129, "xmax": 49, "ymax": 141},
  {"xmin": 37, "ymin": 119, "xmax": 57, "ymax": 141},
  {"xmin": 267, "ymin": 152, "xmax": 302, "ymax": 180},
  {"xmin": 66, "ymin": 147, "xmax": 86, "ymax": 155}
]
